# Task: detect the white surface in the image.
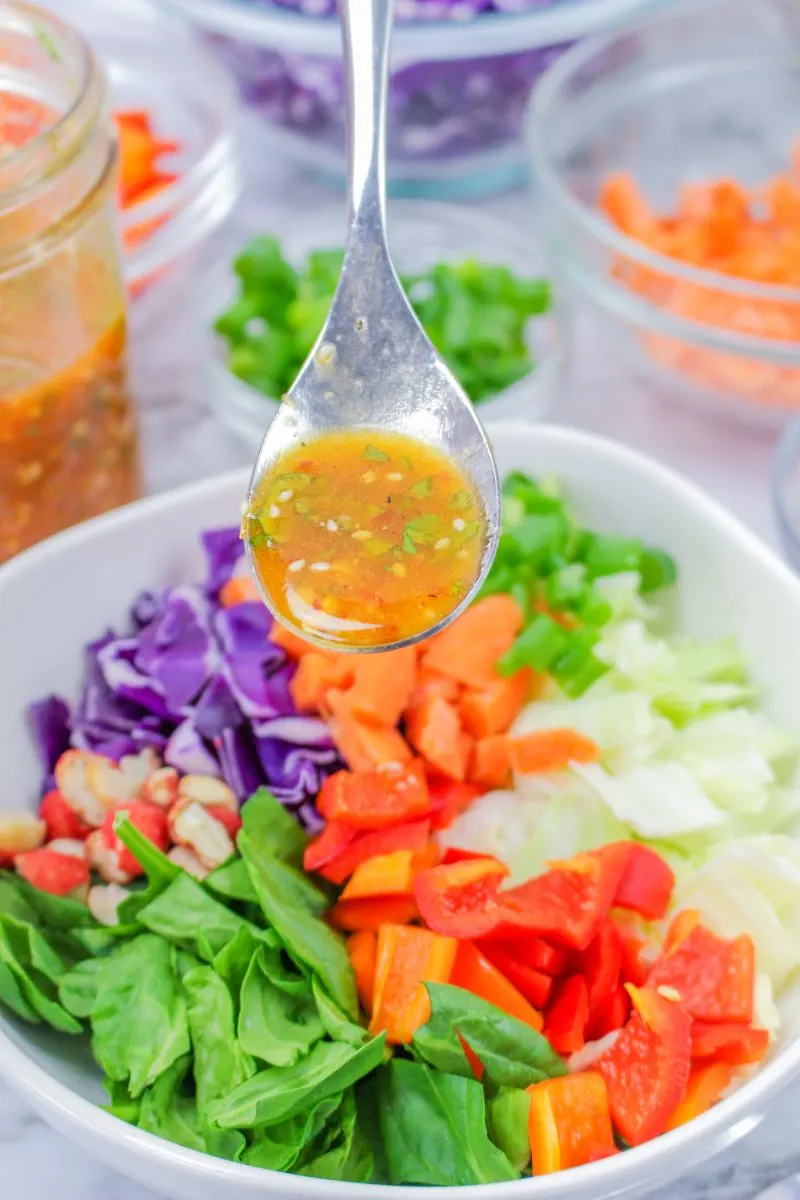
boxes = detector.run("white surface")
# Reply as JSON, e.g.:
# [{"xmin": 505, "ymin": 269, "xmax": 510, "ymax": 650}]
[{"xmin": 1, "ymin": 426, "xmax": 800, "ymax": 1200}]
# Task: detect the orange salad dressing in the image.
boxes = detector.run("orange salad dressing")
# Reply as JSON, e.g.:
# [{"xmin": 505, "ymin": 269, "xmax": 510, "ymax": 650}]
[{"xmin": 244, "ymin": 430, "xmax": 486, "ymax": 649}]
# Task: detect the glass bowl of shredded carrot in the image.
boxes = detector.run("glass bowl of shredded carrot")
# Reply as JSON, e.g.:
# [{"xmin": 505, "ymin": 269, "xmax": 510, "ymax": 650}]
[{"xmin": 528, "ymin": 0, "xmax": 800, "ymax": 425}]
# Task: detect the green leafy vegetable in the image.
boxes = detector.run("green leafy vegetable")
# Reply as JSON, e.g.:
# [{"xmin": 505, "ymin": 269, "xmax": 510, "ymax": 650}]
[
  {"xmin": 238, "ymin": 945, "xmax": 324, "ymax": 1067},
  {"xmin": 207, "ymin": 1033, "xmax": 387, "ymax": 1130},
  {"xmin": 89, "ymin": 935, "xmax": 190, "ymax": 1098},
  {"xmin": 239, "ymin": 829, "xmax": 358, "ymax": 1019},
  {"xmin": 377, "ymin": 1059, "xmax": 518, "ymax": 1185},
  {"xmin": 115, "ymin": 816, "xmax": 181, "ymax": 924},
  {"xmin": 413, "ymin": 983, "xmax": 566, "ymax": 1090},
  {"xmin": 487, "ymin": 1087, "xmax": 532, "ymax": 1174},
  {"xmin": 0, "ymin": 913, "xmax": 81, "ymax": 1033},
  {"xmin": 137, "ymin": 874, "xmax": 257, "ymax": 962},
  {"xmin": 240, "ymin": 787, "xmax": 308, "ymax": 868},
  {"xmin": 312, "ymin": 976, "xmax": 368, "ymax": 1048},
  {"xmin": 58, "ymin": 956, "xmax": 108, "ymax": 1019},
  {"xmin": 183, "ymin": 965, "xmax": 255, "ymax": 1104},
  {"xmin": 296, "ymin": 1088, "xmax": 374, "ymax": 1182},
  {"xmin": 244, "ymin": 1094, "xmax": 342, "ymax": 1171},
  {"xmin": 137, "ymin": 1055, "xmax": 205, "ymax": 1152}
]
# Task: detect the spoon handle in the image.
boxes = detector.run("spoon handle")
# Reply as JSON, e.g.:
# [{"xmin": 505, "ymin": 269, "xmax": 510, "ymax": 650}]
[{"xmin": 339, "ymin": 0, "xmax": 395, "ymax": 235}]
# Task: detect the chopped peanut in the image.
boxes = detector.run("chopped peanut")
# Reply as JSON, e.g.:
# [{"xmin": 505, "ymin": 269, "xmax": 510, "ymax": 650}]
[
  {"xmin": 177, "ymin": 774, "xmax": 238, "ymax": 812},
  {"xmin": 168, "ymin": 797, "xmax": 234, "ymax": 869}
]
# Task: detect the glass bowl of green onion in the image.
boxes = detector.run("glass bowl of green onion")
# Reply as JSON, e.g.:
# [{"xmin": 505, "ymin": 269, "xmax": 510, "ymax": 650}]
[{"xmin": 201, "ymin": 200, "xmax": 568, "ymax": 448}]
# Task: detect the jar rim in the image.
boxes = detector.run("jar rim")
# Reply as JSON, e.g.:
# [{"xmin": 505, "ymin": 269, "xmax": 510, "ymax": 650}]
[{"xmin": 0, "ymin": 1, "xmax": 105, "ymax": 200}]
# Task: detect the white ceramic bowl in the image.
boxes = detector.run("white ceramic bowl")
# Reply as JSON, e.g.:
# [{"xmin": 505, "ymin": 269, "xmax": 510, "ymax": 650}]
[{"xmin": 2, "ymin": 423, "xmax": 800, "ymax": 1199}]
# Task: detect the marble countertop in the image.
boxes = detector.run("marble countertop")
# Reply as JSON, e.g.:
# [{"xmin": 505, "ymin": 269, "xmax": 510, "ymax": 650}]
[{"xmin": 4, "ymin": 18, "xmax": 800, "ymax": 1192}]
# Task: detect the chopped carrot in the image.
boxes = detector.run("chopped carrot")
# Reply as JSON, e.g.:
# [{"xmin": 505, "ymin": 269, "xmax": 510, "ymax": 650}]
[
  {"xmin": 406, "ymin": 695, "xmax": 471, "ymax": 781},
  {"xmin": 470, "ymin": 735, "xmax": 512, "ymax": 789},
  {"xmin": 407, "ymin": 666, "xmax": 461, "ymax": 709},
  {"xmin": 330, "ymin": 894, "xmax": 419, "ymax": 933},
  {"xmin": 348, "ymin": 648, "xmax": 417, "ymax": 727},
  {"xmin": 347, "ymin": 930, "xmax": 378, "ymax": 1014},
  {"xmin": 508, "ymin": 729, "xmax": 601, "ymax": 775},
  {"xmin": 340, "ymin": 850, "xmax": 416, "ymax": 901},
  {"xmin": 459, "ymin": 668, "xmax": 536, "ymax": 739},
  {"xmin": 269, "ymin": 622, "xmax": 319, "ymax": 659},
  {"xmin": 664, "ymin": 1062, "xmax": 734, "ymax": 1131},
  {"xmin": 599, "ymin": 172, "xmax": 655, "ymax": 237},
  {"xmin": 369, "ymin": 924, "xmax": 458, "ymax": 1044},
  {"xmin": 421, "ymin": 595, "xmax": 524, "ymax": 688},
  {"xmin": 219, "ymin": 576, "xmax": 259, "ymax": 607},
  {"xmin": 289, "ymin": 653, "xmax": 354, "ymax": 713},
  {"xmin": 327, "ymin": 688, "xmax": 412, "ymax": 772}
]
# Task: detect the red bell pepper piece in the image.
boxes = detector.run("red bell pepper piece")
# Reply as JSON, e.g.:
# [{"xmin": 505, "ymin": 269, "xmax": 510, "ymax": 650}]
[
  {"xmin": 583, "ymin": 918, "xmax": 622, "ymax": 1031},
  {"xmin": 311, "ymin": 819, "xmax": 432, "ymax": 886},
  {"xmin": 450, "ymin": 940, "xmax": 543, "ymax": 1032},
  {"xmin": 489, "ymin": 843, "xmax": 631, "ymax": 950},
  {"xmin": 478, "ymin": 943, "xmax": 553, "ymax": 1008},
  {"xmin": 429, "ymin": 779, "xmax": 482, "ymax": 832},
  {"xmin": 528, "ymin": 1072, "xmax": 617, "ymax": 1173},
  {"xmin": 15, "ymin": 848, "xmax": 89, "ymax": 896},
  {"xmin": 413, "ymin": 856, "xmax": 509, "ymax": 939},
  {"xmin": 690, "ymin": 1022, "xmax": 770, "ymax": 1066},
  {"xmin": 614, "ymin": 843, "xmax": 675, "ymax": 920},
  {"xmin": 303, "ymin": 819, "xmax": 358, "ymax": 874},
  {"xmin": 647, "ymin": 915, "xmax": 755, "ymax": 1024},
  {"xmin": 596, "ymin": 985, "xmax": 692, "ymax": 1145},
  {"xmin": 489, "ymin": 935, "xmax": 571, "ymax": 978},
  {"xmin": 39, "ymin": 789, "xmax": 90, "ymax": 841},
  {"xmin": 590, "ymin": 984, "xmax": 630, "ymax": 1039},
  {"xmin": 616, "ymin": 924, "xmax": 649, "ymax": 988},
  {"xmin": 458, "ymin": 1033, "xmax": 486, "ymax": 1081},
  {"xmin": 317, "ymin": 760, "xmax": 430, "ymax": 829},
  {"xmin": 441, "ymin": 846, "xmax": 505, "ymax": 867},
  {"xmin": 544, "ymin": 974, "xmax": 589, "ymax": 1055}
]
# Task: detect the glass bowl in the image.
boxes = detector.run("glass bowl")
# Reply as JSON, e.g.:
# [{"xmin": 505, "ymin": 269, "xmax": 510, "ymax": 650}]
[
  {"xmin": 200, "ymin": 199, "xmax": 569, "ymax": 448},
  {"xmin": 154, "ymin": 0, "xmax": 670, "ymax": 199},
  {"xmin": 527, "ymin": 0, "xmax": 800, "ymax": 428},
  {"xmin": 772, "ymin": 418, "xmax": 800, "ymax": 571}
]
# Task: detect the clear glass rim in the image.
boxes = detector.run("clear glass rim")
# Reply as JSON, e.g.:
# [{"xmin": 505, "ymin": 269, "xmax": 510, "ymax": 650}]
[
  {"xmin": 771, "ymin": 417, "xmax": 800, "ymax": 561},
  {"xmin": 527, "ymin": 0, "xmax": 800, "ymax": 309}
]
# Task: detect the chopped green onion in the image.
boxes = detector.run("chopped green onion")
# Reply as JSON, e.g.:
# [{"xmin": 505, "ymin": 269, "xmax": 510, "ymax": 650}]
[
  {"xmin": 449, "ymin": 490, "xmax": 472, "ymax": 511},
  {"xmin": 363, "ymin": 445, "xmax": 389, "ymax": 462},
  {"xmin": 402, "ymin": 530, "xmax": 417, "ymax": 555},
  {"xmin": 561, "ymin": 655, "xmax": 609, "ymax": 698},
  {"xmin": 497, "ymin": 614, "xmax": 571, "ymax": 676},
  {"xmin": 545, "ymin": 563, "xmax": 587, "ymax": 611},
  {"xmin": 408, "ymin": 477, "xmax": 433, "ymax": 499},
  {"xmin": 580, "ymin": 534, "xmax": 643, "ymax": 578},
  {"xmin": 640, "ymin": 547, "xmax": 678, "ymax": 593}
]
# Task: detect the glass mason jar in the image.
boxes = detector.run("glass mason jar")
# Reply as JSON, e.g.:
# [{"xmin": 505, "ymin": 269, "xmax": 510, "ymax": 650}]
[{"xmin": 0, "ymin": 1, "xmax": 140, "ymax": 563}]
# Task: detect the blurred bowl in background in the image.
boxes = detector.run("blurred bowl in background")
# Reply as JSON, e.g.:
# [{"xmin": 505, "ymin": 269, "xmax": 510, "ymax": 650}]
[
  {"xmin": 153, "ymin": 0, "xmax": 670, "ymax": 199},
  {"xmin": 772, "ymin": 418, "xmax": 800, "ymax": 571},
  {"xmin": 528, "ymin": 0, "xmax": 800, "ymax": 428},
  {"xmin": 201, "ymin": 199, "xmax": 569, "ymax": 447}
]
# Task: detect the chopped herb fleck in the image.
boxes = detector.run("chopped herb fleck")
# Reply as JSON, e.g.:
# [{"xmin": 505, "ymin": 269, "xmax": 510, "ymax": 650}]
[
  {"xmin": 409, "ymin": 476, "xmax": 434, "ymax": 499},
  {"xmin": 363, "ymin": 445, "xmax": 390, "ymax": 462},
  {"xmin": 449, "ymin": 490, "xmax": 472, "ymax": 511},
  {"xmin": 402, "ymin": 530, "xmax": 417, "ymax": 555}
]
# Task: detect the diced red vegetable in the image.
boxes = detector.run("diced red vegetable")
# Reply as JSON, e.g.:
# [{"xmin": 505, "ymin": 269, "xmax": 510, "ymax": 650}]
[
  {"xmin": 614, "ymin": 843, "xmax": 675, "ymax": 920},
  {"xmin": 330, "ymin": 894, "xmax": 419, "ymax": 933},
  {"xmin": 528, "ymin": 1072, "xmax": 617, "ymax": 1174},
  {"xmin": 39, "ymin": 789, "xmax": 90, "ymax": 842},
  {"xmin": 486, "ymin": 935, "xmax": 571, "ymax": 978},
  {"xmin": 312, "ymin": 819, "xmax": 432, "ymax": 886},
  {"xmin": 428, "ymin": 778, "xmax": 482, "ymax": 832},
  {"xmin": 590, "ymin": 984, "xmax": 630, "ymax": 1039},
  {"xmin": 479, "ymin": 943, "xmax": 553, "ymax": 1009},
  {"xmin": 596, "ymin": 985, "xmax": 692, "ymax": 1146},
  {"xmin": 303, "ymin": 820, "xmax": 358, "ymax": 874},
  {"xmin": 665, "ymin": 1062, "xmax": 734, "ymax": 1132},
  {"xmin": 583, "ymin": 919, "xmax": 622, "ymax": 1033},
  {"xmin": 544, "ymin": 974, "xmax": 589, "ymax": 1055},
  {"xmin": 347, "ymin": 930, "xmax": 377, "ymax": 1013},
  {"xmin": 690, "ymin": 1022, "xmax": 770, "ymax": 1066},
  {"xmin": 413, "ymin": 856, "xmax": 509, "ymax": 940},
  {"xmin": 647, "ymin": 915, "xmax": 755, "ymax": 1024},
  {"xmin": 450, "ymin": 940, "xmax": 543, "ymax": 1032},
  {"xmin": 317, "ymin": 761, "xmax": 430, "ymax": 830},
  {"xmin": 15, "ymin": 848, "xmax": 89, "ymax": 896},
  {"xmin": 206, "ymin": 805, "xmax": 242, "ymax": 839}
]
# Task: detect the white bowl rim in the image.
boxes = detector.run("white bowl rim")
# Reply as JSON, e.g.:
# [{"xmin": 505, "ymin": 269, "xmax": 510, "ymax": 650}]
[{"xmin": 1, "ymin": 421, "xmax": 799, "ymax": 1196}]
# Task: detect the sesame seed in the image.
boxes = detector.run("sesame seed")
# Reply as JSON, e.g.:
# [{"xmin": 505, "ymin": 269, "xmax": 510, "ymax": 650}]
[
  {"xmin": 310, "ymin": 562, "xmax": 331, "ymax": 572},
  {"xmin": 277, "ymin": 489, "xmax": 294, "ymax": 502},
  {"xmin": 457, "ymin": 549, "xmax": 468, "ymax": 559},
  {"xmin": 434, "ymin": 537, "xmax": 451, "ymax": 551},
  {"xmin": 391, "ymin": 562, "xmax": 407, "ymax": 578},
  {"xmin": 386, "ymin": 472, "xmax": 404, "ymax": 481},
  {"xmin": 269, "ymin": 504, "xmax": 280, "ymax": 518},
  {"xmin": 657, "ymin": 985, "xmax": 681, "ymax": 1002},
  {"xmin": 288, "ymin": 559, "xmax": 305, "ymax": 573},
  {"xmin": 452, "ymin": 517, "xmax": 466, "ymax": 531},
  {"xmin": 352, "ymin": 529, "xmax": 371, "ymax": 541},
  {"xmin": 361, "ymin": 470, "xmax": 376, "ymax": 484},
  {"xmin": 326, "ymin": 519, "xmax": 339, "ymax": 532}
]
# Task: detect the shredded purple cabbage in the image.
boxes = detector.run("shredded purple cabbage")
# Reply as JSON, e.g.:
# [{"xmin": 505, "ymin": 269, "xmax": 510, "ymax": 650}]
[
  {"xmin": 27, "ymin": 527, "xmax": 341, "ymax": 826},
  {"xmin": 202, "ymin": 0, "xmax": 573, "ymax": 168}
]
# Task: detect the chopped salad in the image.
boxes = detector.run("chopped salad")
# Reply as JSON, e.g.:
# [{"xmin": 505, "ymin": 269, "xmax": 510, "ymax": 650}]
[{"xmin": 1, "ymin": 470, "xmax": 798, "ymax": 1185}]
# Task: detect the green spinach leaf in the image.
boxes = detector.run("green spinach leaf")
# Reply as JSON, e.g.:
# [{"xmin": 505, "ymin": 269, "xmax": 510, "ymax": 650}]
[
  {"xmin": 487, "ymin": 1087, "xmax": 532, "ymax": 1174},
  {"xmin": 0, "ymin": 913, "xmax": 81, "ymax": 1033},
  {"xmin": 183, "ymin": 965, "xmax": 255, "ymax": 1104},
  {"xmin": 312, "ymin": 976, "xmax": 368, "ymax": 1048},
  {"xmin": 207, "ymin": 1032, "xmax": 386, "ymax": 1129},
  {"xmin": 238, "ymin": 946, "xmax": 323, "ymax": 1067},
  {"xmin": 90, "ymin": 935, "xmax": 190, "ymax": 1097},
  {"xmin": 244, "ymin": 1095, "xmax": 342, "ymax": 1171},
  {"xmin": 137, "ymin": 873, "xmax": 256, "ymax": 962},
  {"xmin": 138, "ymin": 1055, "xmax": 205, "ymax": 1152},
  {"xmin": 239, "ymin": 829, "xmax": 357, "ymax": 1018},
  {"xmin": 297, "ymin": 1088, "xmax": 374, "ymax": 1182},
  {"xmin": 377, "ymin": 1059, "xmax": 518, "ymax": 1186},
  {"xmin": 240, "ymin": 787, "xmax": 308, "ymax": 868},
  {"xmin": 206, "ymin": 857, "xmax": 257, "ymax": 903},
  {"xmin": 58, "ymin": 957, "xmax": 108, "ymax": 1018},
  {"xmin": 114, "ymin": 816, "xmax": 181, "ymax": 924},
  {"xmin": 413, "ymin": 983, "xmax": 566, "ymax": 1090}
]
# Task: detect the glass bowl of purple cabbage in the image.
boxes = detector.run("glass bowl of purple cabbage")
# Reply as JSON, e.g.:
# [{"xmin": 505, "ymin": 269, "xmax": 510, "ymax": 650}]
[{"xmin": 154, "ymin": 0, "xmax": 672, "ymax": 198}]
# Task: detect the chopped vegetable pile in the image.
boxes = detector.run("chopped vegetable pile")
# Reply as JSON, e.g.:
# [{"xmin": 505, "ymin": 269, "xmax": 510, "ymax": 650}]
[
  {"xmin": 599, "ymin": 149, "xmax": 800, "ymax": 408},
  {"xmin": 215, "ymin": 236, "xmax": 550, "ymax": 404},
  {"xmin": 1, "ymin": 469, "xmax": 798, "ymax": 1185}
]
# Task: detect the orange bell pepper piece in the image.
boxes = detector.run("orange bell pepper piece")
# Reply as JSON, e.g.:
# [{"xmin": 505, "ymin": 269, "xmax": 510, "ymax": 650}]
[
  {"xmin": 307, "ymin": 818, "xmax": 431, "ymax": 886},
  {"xmin": 665, "ymin": 1062, "xmax": 734, "ymax": 1132},
  {"xmin": 340, "ymin": 850, "xmax": 415, "ymax": 901},
  {"xmin": 450, "ymin": 941, "xmax": 543, "ymax": 1033},
  {"xmin": 528, "ymin": 1072, "xmax": 617, "ymax": 1174},
  {"xmin": 347, "ymin": 930, "xmax": 377, "ymax": 1014},
  {"xmin": 330, "ymin": 894, "xmax": 419, "ymax": 934},
  {"xmin": 369, "ymin": 924, "xmax": 458, "ymax": 1044}
]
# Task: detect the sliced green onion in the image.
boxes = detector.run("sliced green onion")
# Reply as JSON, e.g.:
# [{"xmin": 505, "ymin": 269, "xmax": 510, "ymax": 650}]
[
  {"xmin": 545, "ymin": 563, "xmax": 587, "ymax": 611},
  {"xmin": 581, "ymin": 534, "xmax": 643, "ymax": 578},
  {"xmin": 505, "ymin": 513, "xmax": 569, "ymax": 570},
  {"xmin": 551, "ymin": 630, "xmax": 599, "ymax": 688},
  {"xmin": 363, "ymin": 445, "xmax": 389, "ymax": 462},
  {"xmin": 639, "ymin": 547, "xmax": 678, "ymax": 593},
  {"xmin": 497, "ymin": 614, "xmax": 571, "ymax": 676},
  {"xmin": 561, "ymin": 655, "xmax": 609, "ymax": 698}
]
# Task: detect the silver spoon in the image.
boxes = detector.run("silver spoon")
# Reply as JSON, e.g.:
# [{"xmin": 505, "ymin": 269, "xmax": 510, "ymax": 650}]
[{"xmin": 244, "ymin": 0, "xmax": 501, "ymax": 653}]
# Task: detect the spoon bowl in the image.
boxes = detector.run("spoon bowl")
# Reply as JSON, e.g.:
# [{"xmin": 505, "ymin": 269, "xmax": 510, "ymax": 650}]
[{"xmin": 244, "ymin": 0, "xmax": 501, "ymax": 653}]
